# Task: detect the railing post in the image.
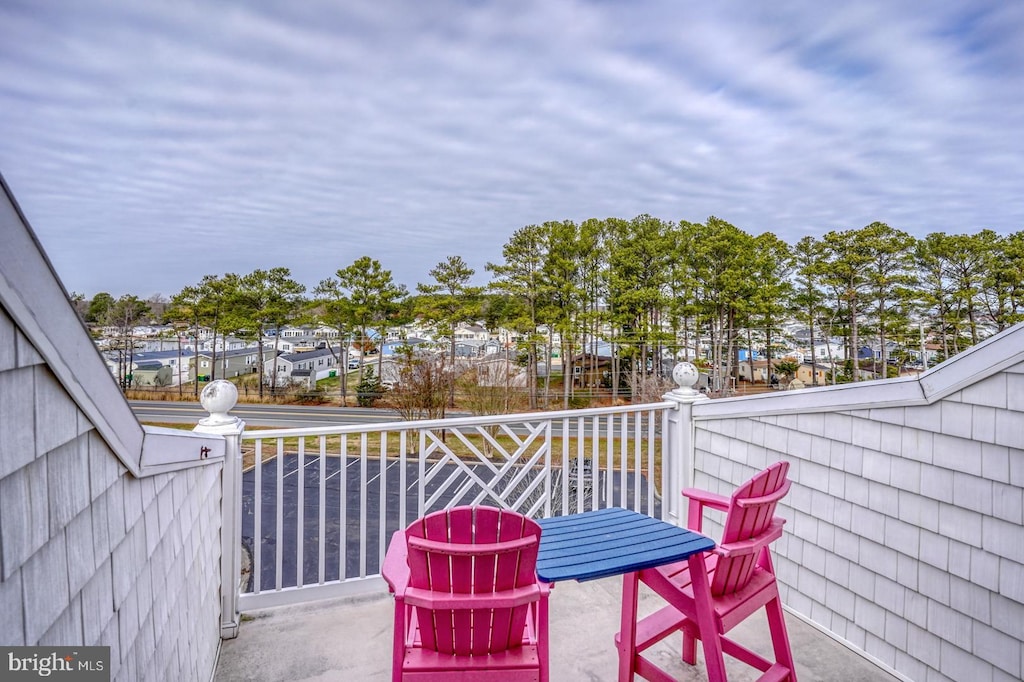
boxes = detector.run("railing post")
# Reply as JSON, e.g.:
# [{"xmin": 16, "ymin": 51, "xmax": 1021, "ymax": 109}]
[
  {"xmin": 193, "ymin": 380, "xmax": 246, "ymax": 640},
  {"xmin": 661, "ymin": 362, "xmax": 707, "ymax": 526}
]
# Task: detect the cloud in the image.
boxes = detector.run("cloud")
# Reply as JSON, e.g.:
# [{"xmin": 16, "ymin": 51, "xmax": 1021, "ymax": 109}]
[{"xmin": 1, "ymin": 0, "xmax": 1022, "ymax": 296}]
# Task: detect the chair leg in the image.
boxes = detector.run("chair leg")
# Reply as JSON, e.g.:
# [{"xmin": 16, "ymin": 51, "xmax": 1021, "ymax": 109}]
[
  {"xmin": 687, "ymin": 554, "xmax": 728, "ymax": 682},
  {"xmin": 538, "ymin": 598, "xmax": 550, "ymax": 682},
  {"xmin": 618, "ymin": 572, "xmax": 640, "ymax": 681},
  {"xmin": 765, "ymin": 597, "xmax": 797, "ymax": 681},
  {"xmin": 681, "ymin": 625, "xmax": 696, "ymax": 665},
  {"xmin": 392, "ymin": 598, "xmax": 406, "ymax": 682}
]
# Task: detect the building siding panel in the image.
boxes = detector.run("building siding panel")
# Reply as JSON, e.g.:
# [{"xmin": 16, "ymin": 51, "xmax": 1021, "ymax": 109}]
[
  {"xmin": 691, "ymin": 337, "xmax": 1024, "ymax": 682},
  {"xmin": 0, "ymin": 323, "xmax": 222, "ymax": 681}
]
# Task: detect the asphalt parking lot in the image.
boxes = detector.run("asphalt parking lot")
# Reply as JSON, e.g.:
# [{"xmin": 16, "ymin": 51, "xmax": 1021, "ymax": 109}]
[{"xmin": 241, "ymin": 454, "xmax": 658, "ymax": 591}]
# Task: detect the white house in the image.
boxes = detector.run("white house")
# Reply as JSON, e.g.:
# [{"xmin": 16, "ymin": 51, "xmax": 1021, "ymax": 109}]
[
  {"xmin": 269, "ymin": 347, "xmax": 338, "ymax": 384},
  {"xmin": 453, "ymin": 323, "xmax": 489, "ymax": 342},
  {"xmin": 127, "ymin": 349, "xmax": 194, "ymax": 386},
  {"xmin": 194, "ymin": 336, "xmax": 253, "ymax": 353}
]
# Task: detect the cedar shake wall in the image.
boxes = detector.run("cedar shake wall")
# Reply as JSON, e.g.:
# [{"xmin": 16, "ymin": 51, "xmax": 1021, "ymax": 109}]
[
  {"xmin": 0, "ymin": 303, "xmax": 222, "ymax": 681},
  {"xmin": 691, "ymin": 356, "xmax": 1024, "ymax": 682}
]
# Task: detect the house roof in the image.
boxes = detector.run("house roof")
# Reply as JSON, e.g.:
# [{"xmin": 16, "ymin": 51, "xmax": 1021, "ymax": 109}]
[
  {"xmin": 381, "ymin": 338, "xmax": 429, "ymax": 355},
  {"xmin": 133, "ymin": 349, "xmax": 195, "ymax": 360},
  {"xmin": 280, "ymin": 347, "xmax": 335, "ymax": 362},
  {"xmin": 196, "ymin": 346, "xmax": 274, "ymax": 359}
]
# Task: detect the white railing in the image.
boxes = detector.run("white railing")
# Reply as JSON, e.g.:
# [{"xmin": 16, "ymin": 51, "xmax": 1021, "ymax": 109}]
[{"xmin": 236, "ymin": 402, "xmax": 674, "ymax": 609}]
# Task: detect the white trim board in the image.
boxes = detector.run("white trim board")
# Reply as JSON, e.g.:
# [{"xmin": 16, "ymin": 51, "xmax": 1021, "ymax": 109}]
[{"xmin": 0, "ymin": 173, "xmax": 221, "ymax": 476}]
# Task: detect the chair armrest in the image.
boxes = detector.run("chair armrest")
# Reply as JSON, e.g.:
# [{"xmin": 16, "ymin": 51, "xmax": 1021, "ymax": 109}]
[
  {"xmin": 382, "ymin": 530, "xmax": 410, "ymax": 594},
  {"xmin": 683, "ymin": 488, "xmax": 730, "ymax": 510},
  {"xmin": 715, "ymin": 519, "xmax": 785, "ymax": 558},
  {"xmin": 684, "ymin": 488, "xmax": 730, "ymax": 531}
]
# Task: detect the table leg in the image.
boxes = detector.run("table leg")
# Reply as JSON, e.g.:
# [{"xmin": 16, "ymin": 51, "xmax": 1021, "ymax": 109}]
[
  {"xmin": 688, "ymin": 553, "xmax": 727, "ymax": 681},
  {"xmin": 618, "ymin": 571, "xmax": 639, "ymax": 681}
]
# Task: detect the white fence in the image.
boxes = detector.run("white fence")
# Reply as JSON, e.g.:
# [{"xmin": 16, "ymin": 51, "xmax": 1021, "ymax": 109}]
[{"xmin": 235, "ymin": 402, "xmax": 674, "ymax": 610}]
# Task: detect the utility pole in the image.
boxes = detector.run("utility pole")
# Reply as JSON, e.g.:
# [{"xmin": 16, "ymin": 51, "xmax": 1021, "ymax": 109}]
[{"xmin": 920, "ymin": 323, "xmax": 928, "ymax": 371}]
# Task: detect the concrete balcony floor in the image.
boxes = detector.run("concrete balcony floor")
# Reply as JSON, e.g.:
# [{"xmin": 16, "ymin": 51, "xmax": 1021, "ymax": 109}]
[{"xmin": 216, "ymin": 579, "xmax": 900, "ymax": 682}]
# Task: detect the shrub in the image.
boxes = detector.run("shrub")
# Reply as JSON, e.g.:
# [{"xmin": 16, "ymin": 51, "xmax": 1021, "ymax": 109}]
[{"xmin": 357, "ymin": 366, "xmax": 383, "ymax": 407}]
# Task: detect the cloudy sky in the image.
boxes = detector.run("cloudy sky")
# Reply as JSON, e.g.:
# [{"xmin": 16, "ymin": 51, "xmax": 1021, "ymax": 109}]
[{"xmin": 1, "ymin": 1, "xmax": 1022, "ymax": 298}]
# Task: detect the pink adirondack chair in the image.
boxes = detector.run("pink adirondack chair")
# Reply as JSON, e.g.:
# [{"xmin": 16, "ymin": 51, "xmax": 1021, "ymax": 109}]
[
  {"xmin": 382, "ymin": 506, "xmax": 550, "ymax": 682},
  {"xmin": 620, "ymin": 461, "xmax": 796, "ymax": 681}
]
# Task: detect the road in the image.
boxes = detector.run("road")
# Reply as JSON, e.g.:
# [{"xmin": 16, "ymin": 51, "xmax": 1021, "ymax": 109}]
[
  {"xmin": 129, "ymin": 400, "xmax": 464, "ymax": 428},
  {"xmin": 131, "ymin": 401, "xmax": 654, "ymax": 437}
]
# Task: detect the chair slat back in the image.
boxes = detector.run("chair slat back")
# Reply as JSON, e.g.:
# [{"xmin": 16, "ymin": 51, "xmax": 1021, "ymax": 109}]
[
  {"xmin": 711, "ymin": 461, "xmax": 790, "ymax": 596},
  {"xmin": 405, "ymin": 506, "xmax": 541, "ymax": 656}
]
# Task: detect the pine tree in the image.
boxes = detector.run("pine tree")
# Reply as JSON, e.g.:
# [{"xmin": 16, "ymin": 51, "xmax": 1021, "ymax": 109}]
[{"xmin": 356, "ymin": 365, "xmax": 382, "ymax": 407}]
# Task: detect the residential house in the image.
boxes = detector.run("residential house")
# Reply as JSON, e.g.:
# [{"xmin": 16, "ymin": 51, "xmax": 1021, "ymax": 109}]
[
  {"xmin": 468, "ymin": 355, "xmax": 528, "ymax": 388},
  {"xmin": 380, "ymin": 337, "xmax": 430, "ymax": 357},
  {"xmin": 312, "ymin": 324, "xmax": 340, "ymax": 339},
  {"xmin": 135, "ymin": 336, "xmax": 189, "ymax": 353},
  {"xmin": 736, "ymin": 347, "xmax": 760, "ymax": 362},
  {"xmin": 262, "ymin": 336, "xmax": 300, "ymax": 354},
  {"xmin": 277, "ymin": 324, "xmax": 340, "ymax": 340},
  {"xmin": 278, "ymin": 325, "xmax": 313, "ymax": 339},
  {"xmin": 789, "ymin": 331, "xmax": 846, "ymax": 363},
  {"xmin": 196, "ymin": 336, "xmax": 250, "ymax": 353},
  {"xmin": 102, "ymin": 348, "xmax": 192, "ymax": 388},
  {"xmin": 572, "ymin": 341, "xmax": 614, "ymax": 388},
  {"xmin": 454, "ymin": 340, "xmax": 486, "ymax": 357},
  {"xmin": 492, "ymin": 326, "xmax": 522, "ymax": 347},
  {"xmin": 736, "ymin": 358, "xmax": 773, "ymax": 384},
  {"xmin": 289, "ymin": 338, "xmax": 322, "ymax": 353},
  {"xmin": 389, "ymin": 320, "xmax": 437, "ymax": 342},
  {"xmin": 453, "ymin": 322, "xmax": 489, "ymax": 342},
  {"xmin": 269, "ymin": 347, "xmax": 338, "ymax": 386},
  {"xmin": 907, "ymin": 343, "xmax": 943, "ymax": 366},
  {"xmin": 130, "ymin": 361, "xmax": 173, "ymax": 387},
  {"xmin": 376, "ymin": 358, "xmax": 402, "ymax": 388},
  {"xmin": 128, "ymin": 349, "xmax": 194, "ymax": 386},
  {"xmin": 793, "ymin": 361, "xmax": 832, "ymax": 386},
  {"xmin": 194, "ymin": 346, "xmax": 276, "ymax": 381}
]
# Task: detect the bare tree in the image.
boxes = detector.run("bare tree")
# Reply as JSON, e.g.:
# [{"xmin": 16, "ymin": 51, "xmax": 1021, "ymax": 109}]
[
  {"xmin": 106, "ymin": 295, "xmax": 150, "ymax": 391},
  {"xmin": 458, "ymin": 357, "xmax": 528, "ymax": 456},
  {"xmin": 388, "ymin": 348, "xmax": 453, "ymax": 422},
  {"xmin": 628, "ymin": 370, "xmax": 673, "ymax": 404}
]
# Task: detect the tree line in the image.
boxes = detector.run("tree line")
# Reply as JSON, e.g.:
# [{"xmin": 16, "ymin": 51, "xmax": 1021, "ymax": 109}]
[{"xmin": 77, "ymin": 216, "xmax": 1024, "ymax": 403}]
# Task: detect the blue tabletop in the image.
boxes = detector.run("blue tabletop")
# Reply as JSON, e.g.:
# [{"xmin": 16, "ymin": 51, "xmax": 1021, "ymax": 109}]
[{"xmin": 536, "ymin": 507, "xmax": 716, "ymax": 583}]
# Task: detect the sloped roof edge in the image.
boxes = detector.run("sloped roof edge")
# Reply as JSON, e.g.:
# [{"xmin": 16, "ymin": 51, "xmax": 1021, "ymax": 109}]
[
  {"xmin": 694, "ymin": 322, "xmax": 1024, "ymax": 419},
  {"xmin": 918, "ymin": 324, "xmax": 1024, "ymax": 401},
  {"xmin": 0, "ymin": 172, "xmax": 221, "ymax": 477}
]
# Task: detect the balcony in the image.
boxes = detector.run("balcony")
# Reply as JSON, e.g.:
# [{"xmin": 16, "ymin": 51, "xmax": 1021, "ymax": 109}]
[
  {"xmin": 199, "ymin": 322, "xmax": 1024, "ymax": 682},
  {"xmin": 214, "ymin": 579, "xmax": 899, "ymax": 681}
]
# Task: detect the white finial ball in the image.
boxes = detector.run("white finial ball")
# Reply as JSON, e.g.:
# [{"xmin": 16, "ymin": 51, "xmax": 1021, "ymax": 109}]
[
  {"xmin": 672, "ymin": 361, "xmax": 699, "ymax": 389},
  {"xmin": 199, "ymin": 380, "xmax": 239, "ymax": 425}
]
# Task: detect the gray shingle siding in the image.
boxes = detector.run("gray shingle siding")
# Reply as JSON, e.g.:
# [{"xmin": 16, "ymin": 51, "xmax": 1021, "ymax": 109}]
[
  {"xmin": 0, "ymin": 303, "xmax": 221, "ymax": 680},
  {"xmin": 692, "ymin": 351, "xmax": 1024, "ymax": 681}
]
